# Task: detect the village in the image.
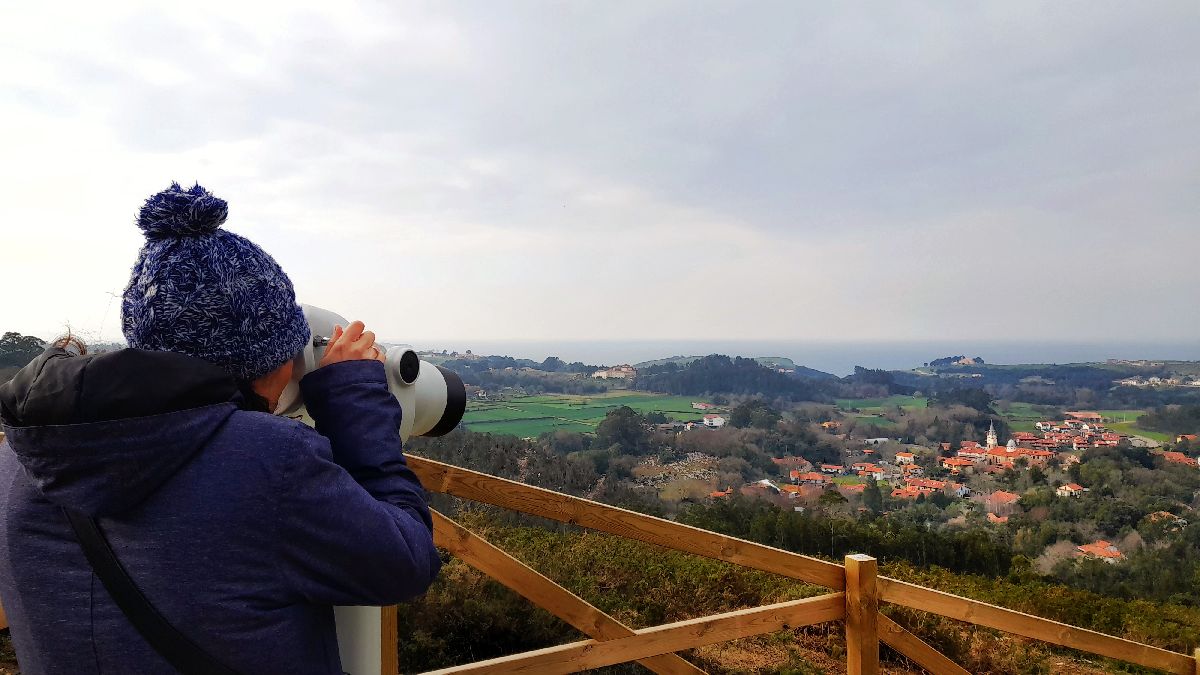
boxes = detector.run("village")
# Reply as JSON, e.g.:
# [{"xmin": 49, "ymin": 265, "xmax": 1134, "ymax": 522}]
[{"xmin": 703, "ymin": 410, "xmax": 1199, "ymax": 566}]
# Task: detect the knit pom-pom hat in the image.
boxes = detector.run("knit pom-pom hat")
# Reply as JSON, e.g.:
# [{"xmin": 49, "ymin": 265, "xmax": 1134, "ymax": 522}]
[{"xmin": 121, "ymin": 182, "xmax": 310, "ymax": 382}]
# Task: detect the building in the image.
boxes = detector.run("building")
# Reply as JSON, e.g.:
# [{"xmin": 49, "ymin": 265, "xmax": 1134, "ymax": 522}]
[
  {"xmin": 1162, "ymin": 451, "xmax": 1197, "ymax": 467},
  {"xmin": 820, "ymin": 464, "xmax": 843, "ymax": 475},
  {"xmin": 895, "ymin": 451, "xmax": 916, "ymax": 465},
  {"xmin": 1076, "ymin": 540, "xmax": 1124, "ymax": 563},
  {"xmin": 987, "ymin": 512, "xmax": 1009, "ymax": 524},
  {"xmin": 904, "ymin": 477, "xmax": 946, "ymax": 492},
  {"xmin": 820, "ymin": 421, "xmax": 842, "ymax": 432},
  {"xmin": 983, "ymin": 490, "xmax": 1021, "ymax": 516},
  {"xmin": 941, "ymin": 457, "xmax": 975, "ymax": 473},
  {"xmin": 1148, "ymin": 511, "xmax": 1188, "ymax": 528},
  {"xmin": 592, "ymin": 364, "xmax": 637, "ymax": 379},
  {"xmin": 1066, "ymin": 411, "xmax": 1104, "ymax": 424},
  {"xmin": 1056, "ymin": 483, "xmax": 1088, "ymax": 498},
  {"xmin": 772, "ymin": 456, "xmax": 812, "ymax": 470},
  {"xmin": 702, "ymin": 414, "xmax": 726, "ymax": 428},
  {"xmin": 852, "ymin": 463, "xmax": 885, "ymax": 481},
  {"xmin": 1178, "ymin": 434, "xmax": 1199, "ymax": 444},
  {"xmin": 986, "ymin": 422, "xmax": 998, "ymax": 449},
  {"xmin": 792, "ymin": 471, "xmax": 830, "ymax": 486},
  {"xmin": 691, "ymin": 402, "xmax": 716, "ymax": 410}
]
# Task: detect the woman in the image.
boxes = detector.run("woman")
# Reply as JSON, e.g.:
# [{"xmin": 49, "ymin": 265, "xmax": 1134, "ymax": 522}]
[{"xmin": 0, "ymin": 183, "xmax": 440, "ymax": 673}]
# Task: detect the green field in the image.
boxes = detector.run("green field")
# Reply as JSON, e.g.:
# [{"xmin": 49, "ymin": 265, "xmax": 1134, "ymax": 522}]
[
  {"xmin": 999, "ymin": 402, "xmax": 1045, "ymax": 432},
  {"xmin": 1107, "ymin": 421, "xmax": 1174, "ymax": 444},
  {"xmin": 998, "ymin": 405, "xmax": 1170, "ymax": 442},
  {"xmin": 463, "ymin": 392, "xmax": 712, "ymax": 438},
  {"xmin": 835, "ymin": 395, "xmax": 928, "ymax": 412}
]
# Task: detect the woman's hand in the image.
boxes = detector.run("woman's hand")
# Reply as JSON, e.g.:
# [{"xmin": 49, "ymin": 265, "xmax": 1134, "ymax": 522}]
[{"xmin": 318, "ymin": 321, "xmax": 387, "ymax": 368}]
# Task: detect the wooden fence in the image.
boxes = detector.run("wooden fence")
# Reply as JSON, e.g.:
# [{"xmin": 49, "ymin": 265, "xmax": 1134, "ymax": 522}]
[
  {"xmin": 0, "ymin": 425, "xmax": 1195, "ymax": 673},
  {"xmin": 403, "ymin": 455, "xmax": 1200, "ymax": 675}
]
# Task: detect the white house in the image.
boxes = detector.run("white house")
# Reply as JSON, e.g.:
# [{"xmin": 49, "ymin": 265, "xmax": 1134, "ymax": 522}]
[
  {"xmin": 895, "ymin": 451, "xmax": 916, "ymax": 465},
  {"xmin": 592, "ymin": 365, "xmax": 637, "ymax": 379},
  {"xmin": 1056, "ymin": 483, "xmax": 1088, "ymax": 498},
  {"xmin": 702, "ymin": 414, "xmax": 726, "ymax": 428}
]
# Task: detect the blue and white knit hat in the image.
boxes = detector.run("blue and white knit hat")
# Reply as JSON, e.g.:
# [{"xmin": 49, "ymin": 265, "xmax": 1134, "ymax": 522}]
[{"xmin": 121, "ymin": 182, "xmax": 310, "ymax": 382}]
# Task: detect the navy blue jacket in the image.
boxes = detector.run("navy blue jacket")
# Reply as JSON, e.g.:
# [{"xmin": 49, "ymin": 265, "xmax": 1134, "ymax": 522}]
[{"xmin": 0, "ymin": 348, "xmax": 440, "ymax": 674}]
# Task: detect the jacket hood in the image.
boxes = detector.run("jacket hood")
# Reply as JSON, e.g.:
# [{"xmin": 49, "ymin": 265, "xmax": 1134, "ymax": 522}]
[{"xmin": 0, "ymin": 348, "xmax": 241, "ymax": 516}]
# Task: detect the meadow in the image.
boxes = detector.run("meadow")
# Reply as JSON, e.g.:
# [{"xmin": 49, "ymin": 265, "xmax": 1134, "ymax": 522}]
[
  {"xmin": 462, "ymin": 392, "xmax": 713, "ymax": 438},
  {"xmin": 835, "ymin": 394, "xmax": 928, "ymax": 412},
  {"xmin": 999, "ymin": 404, "xmax": 1173, "ymax": 443},
  {"xmin": 835, "ymin": 395, "xmax": 925, "ymax": 429}
]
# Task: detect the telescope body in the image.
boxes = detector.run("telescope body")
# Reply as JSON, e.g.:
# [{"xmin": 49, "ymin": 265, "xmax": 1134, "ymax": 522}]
[{"xmin": 275, "ymin": 304, "xmax": 465, "ymax": 673}]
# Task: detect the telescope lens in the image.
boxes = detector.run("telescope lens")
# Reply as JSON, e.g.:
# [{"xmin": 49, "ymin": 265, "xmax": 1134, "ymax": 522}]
[
  {"xmin": 398, "ymin": 350, "xmax": 420, "ymax": 384},
  {"xmin": 426, "ymin": 366, "xmax": 466, "ymax": 437}
]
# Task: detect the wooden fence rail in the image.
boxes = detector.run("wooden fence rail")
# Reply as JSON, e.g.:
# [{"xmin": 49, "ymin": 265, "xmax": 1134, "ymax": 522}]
[{"xmin": 410, "ymin": 454, "xmax": 1200, "ymax": 675}]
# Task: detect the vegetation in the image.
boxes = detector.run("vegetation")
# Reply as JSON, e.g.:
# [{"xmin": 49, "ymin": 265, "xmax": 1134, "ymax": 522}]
[
  {"xmin": 634, "ymin": 355, "xmax": 825, "ymax": 401},
  {"xmin": 396, "ymin": 511, "xmax": 1200, "ymax": 673},
  {"xmin": 1138, "ymin": 405, "xmax": 1200, "ymax": 436}
]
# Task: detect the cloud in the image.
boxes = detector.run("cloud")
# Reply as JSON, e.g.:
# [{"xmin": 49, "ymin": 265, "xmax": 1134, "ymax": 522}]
[{"xmin": 1, "ymin": 1, "xmax": 1197, "ymax": 346}]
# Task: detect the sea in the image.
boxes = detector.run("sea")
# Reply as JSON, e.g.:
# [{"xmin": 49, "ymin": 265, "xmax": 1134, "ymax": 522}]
[{"xmin": 404, "ymin": 340, "xmax": 1200, "ymax": 378}]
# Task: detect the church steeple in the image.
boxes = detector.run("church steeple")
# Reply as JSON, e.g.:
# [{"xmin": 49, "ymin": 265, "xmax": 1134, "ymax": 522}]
[{"xmin": 986, "ymin": 421, "xmax": 998, "ymax": 449}]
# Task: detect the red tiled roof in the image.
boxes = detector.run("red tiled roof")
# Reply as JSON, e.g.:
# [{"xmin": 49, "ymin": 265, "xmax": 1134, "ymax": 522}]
[
  {"xmin": 1076, "ymin": 540, "xmax": 1123, "ymax": 559},
  {"xmin": 941, "ymin": 457, "xmax": 975, "ymax": 467},
  {"xmin": 1163, "ymin": 451, "xmax": 1198, "ymax": 466}
]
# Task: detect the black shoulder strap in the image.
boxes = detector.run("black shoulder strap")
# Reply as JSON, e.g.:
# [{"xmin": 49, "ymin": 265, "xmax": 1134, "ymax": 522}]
[{"xmin": 62, "ymin": 508, "xmax": 240, "ymax": 675}]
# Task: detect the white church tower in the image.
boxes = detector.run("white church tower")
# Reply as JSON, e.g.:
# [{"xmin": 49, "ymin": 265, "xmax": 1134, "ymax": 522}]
[{"xmin": 986, "ymin": 421, "xmax": 998, "ymax": 449}]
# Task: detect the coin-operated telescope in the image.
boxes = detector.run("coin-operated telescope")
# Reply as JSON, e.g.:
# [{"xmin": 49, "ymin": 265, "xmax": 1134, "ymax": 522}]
[
  {"xmin": 277, "ymin": 304, "xmax": 465, "ymax": 674},
  {"xmin": 276, "ymin": 305, "xmax": 466, "ymax": 441}
]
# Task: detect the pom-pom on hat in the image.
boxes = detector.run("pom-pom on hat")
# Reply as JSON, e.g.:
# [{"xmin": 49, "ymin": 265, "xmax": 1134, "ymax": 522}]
[{"xmin": 122, "ymin": 182, "xmax": 310, "ymax": 382}]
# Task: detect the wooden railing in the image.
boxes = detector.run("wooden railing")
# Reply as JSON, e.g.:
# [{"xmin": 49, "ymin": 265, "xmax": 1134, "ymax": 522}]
[
  {"xmin": 0, "ymin": 422, "xmax": 1195, "ymax": 673},
  {"xmin": 405, "ymin": 455, "xmax": 1200, "ymax": 675}
]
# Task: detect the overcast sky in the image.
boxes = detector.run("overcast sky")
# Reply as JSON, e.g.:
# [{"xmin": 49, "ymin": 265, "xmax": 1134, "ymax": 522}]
[{"xmin": 2, "ymin": 2, "xmax": 1197, "ymax": 347}]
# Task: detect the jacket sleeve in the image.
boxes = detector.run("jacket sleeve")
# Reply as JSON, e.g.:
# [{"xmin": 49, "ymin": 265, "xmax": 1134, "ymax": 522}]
[{"xmin": 273, "ymin": 360, "xmax": 441, "ymax": 605}]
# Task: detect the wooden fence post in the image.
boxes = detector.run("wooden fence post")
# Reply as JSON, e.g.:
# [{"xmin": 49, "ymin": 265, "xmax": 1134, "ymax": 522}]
[{"xmin": 845, "ymin": 554, "xmax": 879, "ymax": 675}]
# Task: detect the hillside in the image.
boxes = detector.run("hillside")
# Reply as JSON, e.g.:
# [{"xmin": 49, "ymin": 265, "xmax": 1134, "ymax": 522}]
[
  {"xmin": 400, "ymin": 511, "xmax": 1193, "ymax": 673},
  {"xmin": 633, "ymin": 355, "xmax": 837, "ymax": 380}
]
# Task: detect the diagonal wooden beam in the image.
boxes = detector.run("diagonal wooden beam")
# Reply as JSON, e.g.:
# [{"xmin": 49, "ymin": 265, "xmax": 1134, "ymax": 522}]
[
  {"xmin": 430, "ymin": 510, "xmax": 706, "ymax": 675},
  {"xmin": 422, "ymin": 592, "xmax": 845, "ymax": 675},
  {"xmin": 877, "ymin": 613, "xmax": 969, "ymax": 675},
  {"xmin": 408, "ymin": 455, "xmax": 846, "ymax": 589}
]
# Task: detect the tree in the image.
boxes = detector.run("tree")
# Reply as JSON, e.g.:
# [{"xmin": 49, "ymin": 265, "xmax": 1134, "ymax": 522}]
[
  {"xmin": 0, "ymin": 332, "xmax": 45, "ymax": 367},
  {"xmin": 644, "ymin": 411, "xmax": 668, "ymax": 425},
  {"xmin": 594, "ymin": 406, "xmax": 651, "ymax": 455},
  {"xmin": 819, "ymin": 489, "xmax": 847, "ymax": 507},
  {"xmin": 540, "ymin": 356, "xmax": 566, "ymax": 372},
  {"xmin": 863, "ymin": 479, "xmax": 883, "ymax": 515},
  {"xmin": 1029, "ymin": 466, "xmax": 1046, "ymax": 484},
  {"xmin": 730, "ymin": 400, "xmax": 781, "ymax": 429},
  {"xmin": 932, "ymin": 388, "xmax": 995, "ymax": 413}
]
